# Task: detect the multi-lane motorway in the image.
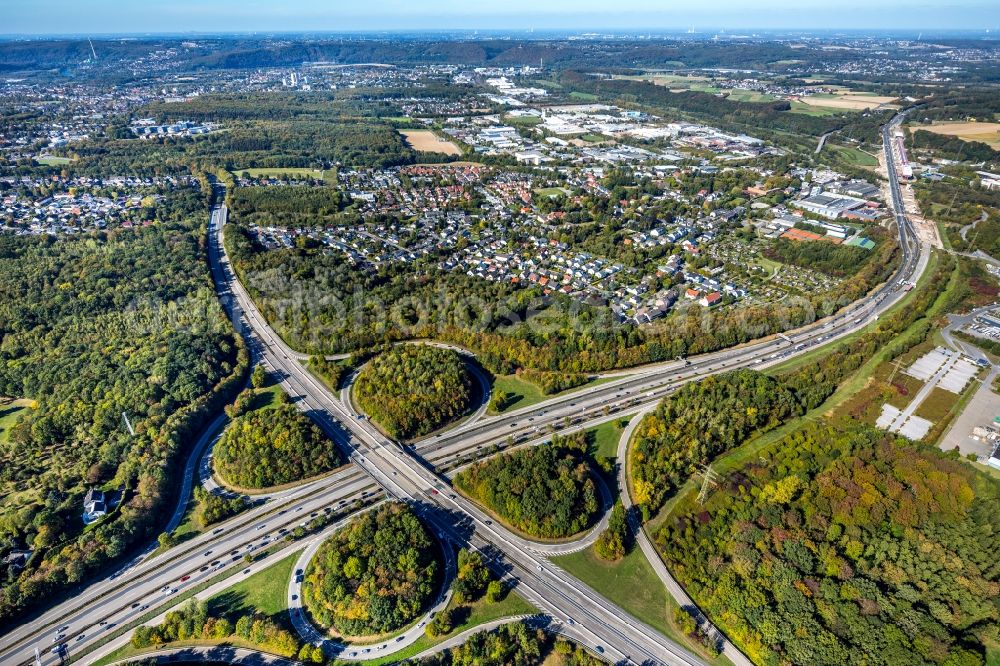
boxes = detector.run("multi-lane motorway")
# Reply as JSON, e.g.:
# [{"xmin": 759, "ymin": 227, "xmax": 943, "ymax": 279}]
[
  {"xmin": 2, "ymin": 110, "xmax": 927, "ymax": 666},
  {"xmin": 208, "ymin": 201, "xmax": 710, "ymax": 665}
]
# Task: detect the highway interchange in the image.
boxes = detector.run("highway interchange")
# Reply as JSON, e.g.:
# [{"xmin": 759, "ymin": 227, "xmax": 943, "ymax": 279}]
[{"xmin": 1, "ymin": 110, "xmax": 927, "ymax": 666}]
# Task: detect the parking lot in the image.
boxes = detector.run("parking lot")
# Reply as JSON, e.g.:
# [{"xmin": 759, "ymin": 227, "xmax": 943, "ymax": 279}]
[{"xmin": 939, "ymin": 364, "xmax": 1000, "ymax": 458}]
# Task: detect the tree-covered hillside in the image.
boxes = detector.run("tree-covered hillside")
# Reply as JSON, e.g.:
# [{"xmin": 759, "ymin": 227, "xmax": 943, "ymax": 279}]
[
  {"xmin": 630, "ymin": 369, "xmax": 802, "ymax": 514},
  {"xmin": 354, "ymin": 345, "xmax": 472, "ymax": 439},
  {"xmin": 213, "ymin": 402, "xmax": 343, "ymax": 489},
  {"xmin": 454, "ymin": 444, "xmax": 598, "ymax": 539},
  {"xmin": 0, "ymin": 206, "xmax": 246, "ymax": 624},
  {"xmin": 302, "ymin": 503, "xmax": 439, "ymax": 637},
  {"xmin": 228, "ymin": 185, "xmax": 351, "ymax": 228},
  {"xmin": 658, "ymin": 424, "xmax": 999, "ymax": 666}
]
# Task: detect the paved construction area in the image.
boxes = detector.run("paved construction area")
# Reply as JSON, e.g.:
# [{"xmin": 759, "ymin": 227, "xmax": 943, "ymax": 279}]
[
  {"xmin": 938, "ymin": 357, "xmax": 980, "ymax": 393},
  {"xmin": 905, "ymin": 347, "xmax": 979, "ymax": 393},
  {"xmin": 880, "ymin": 348, "xmax": 980, "ymax": 440},
  {"xmin": 906, "ymin": 347, "xmax": 952, "ymax": 381},
  {"xmin": 877, "ymin": 404, "xmax": 933, "ymax": 440}
]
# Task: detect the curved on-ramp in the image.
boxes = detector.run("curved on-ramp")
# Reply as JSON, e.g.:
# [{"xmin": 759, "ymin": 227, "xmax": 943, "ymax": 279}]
[{"xmin": 615, "ymin": 408, "xmax": 755, "ymax": 666}]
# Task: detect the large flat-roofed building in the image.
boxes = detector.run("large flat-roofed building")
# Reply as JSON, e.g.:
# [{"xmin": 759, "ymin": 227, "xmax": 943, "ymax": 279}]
[
  {"xmin": 792, "ymin": 193, "xmax": 865, "ymax": 219},
  {"xmin": 977, "ymin": 171, "xmax": 1000, "ymax": 191},
  {"xmin": 834, "ymin": 180, "xmax": 881, "ymax": 199}
]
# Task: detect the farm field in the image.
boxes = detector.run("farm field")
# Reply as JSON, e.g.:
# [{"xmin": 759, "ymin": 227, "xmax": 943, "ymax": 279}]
[
  {"xmin": 788, "ymin": 101, "xmax": 841, "ymax": 116},
  {"xmin": 504, "ymin": 114, "xmax": 543, "ymax": 126},
  {"xmin": 717, "ymin": 88, "xmax": 779, "ymax": 103},
  {"xmin": 823, "ymin": 143, "xmax": 880, "ymax": 167},
  {"xmin": 398, "ymin": 129, "xmax": 462, "ymax": 155},
  {"xmin": 615, "ymin": 73, "xmax": 712, "ymax": 86},
  {"xmin": 615, "ymin": 74, "xmax": 897, "ymax": 110},
  {"xmin": 616, "ymin": 74, "xmax": 778, "ymax": 102},
  {"xmin": 797, "ymin": 92, "xmax": 899, "ymax": 111},
  {"xmin": 918, "ymin": 121, "xmax": 1000, "ymax": 149}
]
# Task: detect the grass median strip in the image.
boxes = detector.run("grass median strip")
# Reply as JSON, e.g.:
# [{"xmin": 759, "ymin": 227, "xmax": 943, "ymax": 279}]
[
  {"xmin": 551, "ymin": 546, "xmax": 729, "ymax": 664},
  {"xmin": 94, "ymin": 579, "xmax": 536, "ymax": 666},
  {"xmin": 83, "ymin": 543, "xmax": 302, "ymax": 666},
  {"xmin": 488, "ymin": 374, "xmax": 616, "ymax": 415}
]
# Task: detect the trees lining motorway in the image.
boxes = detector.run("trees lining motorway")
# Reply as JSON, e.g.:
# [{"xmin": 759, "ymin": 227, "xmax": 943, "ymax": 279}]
[
  {"xmin": 206, "ymin": 98, "xmax": 925, "ymax": 663},
  {"xmin": 1, "ymin": 206, "xmax": 700, "ymax": 666},
  {"xmin": 208, "ymin": 203, "xmax": 709, "ymax": 665},
  {"xmin": 3, "ymin": 111, "xmax": 926, "ymax": 666},
  {"xmin": 0, "ymin": 468, "xmax": 378, "ymax": 666}
]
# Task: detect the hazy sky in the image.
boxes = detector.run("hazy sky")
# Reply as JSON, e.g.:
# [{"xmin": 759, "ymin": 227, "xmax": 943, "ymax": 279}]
[{"xmin": 4, "ymin": 0, "xmax": 999, "ymax": 35}]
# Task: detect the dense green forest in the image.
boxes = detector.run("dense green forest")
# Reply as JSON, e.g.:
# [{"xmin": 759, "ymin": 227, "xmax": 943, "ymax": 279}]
[
  {"xmin": 228, "ymin": 185, "xmax": 351, "ymax": 228},
  {"xmin": 130, "ymin": 599, "xmax": 311, "ymax": 660},
  {"xmin": 0, "ymin": 204, "xmax": 246, "ymax": 623},
  {"xmin": 177, "ymin": 99, "xmax": 416, "ymax": 169},
  {"xmin": 764, "ymin": 232, "xmax": 882, "ymax": 278},
  {"xmin": 454, "ymin": 444, "xmax": 598, "ymax": 539},
  {"xmin": 213, "ymin": 402, "xmax": 343, "ymax": 489},
  {"xmin": 450, "ymin": 547, "xmax": 493, "ymax": 605},
  {"xmin": 192, "ymin": 485, "xmax": 246, "ymax": 528},
  {"xmin": 307, "ymin": 355, "xmax": 349, "ymax": 391},
  {"xmin": 914, "ymin": 89, "xmax": 1000, "ymax": 124},
  {"xmin": 630, "ymin": 370, "xmax": 802, "ymax": 514},
  {"xmin": 302, "ymin": 503, "xmax": 439, "ymax": 636},
  {"xmin": 224, "ymin": 219, "xmax": 899, "ymax": 376},
  {"xmin": 415, "ymin": 620, "xmax": 603, "ymax": 666},
  {"xmin": 594, "ymin": 501, "xmax": 630, "ymax": 562},
  {"xmin": 658, "ymin": 424, "xmax": 1000, "ymax": 666},
  {"xmin": 21, "ymin": 94, "xmax": 424, "ymax": 178},
  {"xmin": 910, "ymin": 129, "xmax": 1000, "ymax": 166},
  {"xmin": 354, "ymin": 346, "xmax": 472, "ymax": 439},
  {"xmin": 141, "ymin": 92, "xmax": 411, "ymax": 122},
  {"xmin": 515, "ymin": 369, "xmax": 589, "ymax": 395}
]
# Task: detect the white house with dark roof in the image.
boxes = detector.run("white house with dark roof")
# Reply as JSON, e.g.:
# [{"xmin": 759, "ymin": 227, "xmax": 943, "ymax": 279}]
[{"xmin": 83, "ymin": 488, "xmax": 107, "ymax": 524}]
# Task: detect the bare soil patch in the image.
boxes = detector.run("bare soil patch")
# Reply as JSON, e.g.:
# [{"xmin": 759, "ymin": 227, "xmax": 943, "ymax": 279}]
[{"xmin": 399, "ymin": 130, "xmax": 462, "ymax": 155}]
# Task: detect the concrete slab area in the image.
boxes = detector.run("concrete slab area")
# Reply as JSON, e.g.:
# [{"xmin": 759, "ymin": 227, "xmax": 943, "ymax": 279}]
[
  {"xmin": 897, "ymin": 414, "xmax": 933, "ymax": 440},
  {"xmin": 876, "ymin": 404, "xmax": 902, "ymax": 430},
  {"xmin": 938, "ymin": 357, "xmax": 979, "ymax": 394},
  {"xmin": 905, "ymin": 348, "xmax": 950, "ymax": 381},
  {"xmin": 881, "ymin": 347, "xmax": 977, "ymax": 441}
]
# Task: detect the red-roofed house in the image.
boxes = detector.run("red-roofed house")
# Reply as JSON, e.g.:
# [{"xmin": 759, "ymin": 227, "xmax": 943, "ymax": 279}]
[{"xmin": 699, "ymin": 291, "xmax": 722, "ymax": 307}]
